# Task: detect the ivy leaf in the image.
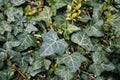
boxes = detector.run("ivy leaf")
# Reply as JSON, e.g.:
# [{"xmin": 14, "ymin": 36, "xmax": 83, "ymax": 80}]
[
  {"xmin": 89, "ymin": 63, "xmax": 104, "ymax": 76},
  {"xmin": 92, "ymin": 51, "xmax": 103, "ymax": 64},
  {"xmin": 12, "ymin": 25, "xmax": 23, "ymax": 36},
  {"xmin": 101, "ymin": 63, "xmax": 115, "ymax": 71},
  {"xmin": 39, "ymin": 30, "xmax": 68, "ymax": 56},
  {"xmin": 85, "ymin": 20, "xmax": 104, "ymax": 37},
  {"xmin": 62, "ymin": 22, "xmax": 80, "ymax": 40},
  {"xmin": 0, "ymin": 0, "xmax": 3, "ymax": 8},
  {"xmin": 25, "ymin": 23, "xmax": 38, "ymax": 33},
  {"xmin": 48, "ymin": 0, "xmax": 71, "ymax": 9},
  {"xmin": 71, "ymin": 30, "xmax": 94, "ymax": 51},
  {"xmin": 10, "ymin": 0, "xmax": 25, "ymax": 6},
  {"xmin": 54, "ymin": 15, "xmax": 80, "ymax": 39},
  {"xmin": 85, "ymin": 26, "xmax": 104, "ymax": 37},
  {"xmin": 0, "ymin": 72, "xmax": 7, "ymax": 80},
  {"xmin": 0, "ymin": 52, "xmax": 5, "ymax": 62},
  {"xmin": 3, "ymin": 41, "xmax": 20, "ymax": 49},
  {"xmin": 34, "ymin": 6, "xmax": 52, "ymax": 26},
  {"xmin": 89, "ymin": 63, "xmax": 115, "ymax": 76},
  {"xmin": 57, "ymin": 52, "xmax": 86, "ymax": 72},
  {"xmin": 111, "ymin": 15, "xmax": 120, "ymax": 37},
  {"xmin": 90, "ymin": 1, "xmax": 102, "ymax": 21},
  {"xmin": 55, "ymin": 66, "xmax": 73, "ymax": 80},
  {"xmin": 43, "ymin": 59, "xmax": 51, "ymax": 70},
  {"xmin": 5, "ymin": 7, "xmax": 23, "ymax": 22},
  {"xmin": 28, "ymin": 64, "xmax": 42, "ymax": 77},
  {"xmin": 64, "ymin": 23, "xmax": 80, "ymax": 35},
  {"xmin": 15, "ymin": 33, "xmax": 37, "ymax": 51},
  {"xmin": 80, "ymin": 14, "xmax": 91, "ymax": 23},
  {"xmin": 0, "ymin": 21, "xmax": 11, "ymax": 34},
  {"xmin": 0, "ymin": 35, "xmax": 5, "ymax": 41},
  {"xmin": 112, "ymin": 38, "xmax": 120, "ymax": 53},
  {"xmin": 54, "ymin": 15, "xmax": 66, "ymax": 28},
  {"xmin": 29, "ymin": 60, "xmax": 43, "ymax": 71},
  {"xmin": 27, "ymin": 55, "xmax": 51, "ymax": 76},
  {"xmin": 95, "ymin": 77, "xmax": 104, "ymax": 80}
]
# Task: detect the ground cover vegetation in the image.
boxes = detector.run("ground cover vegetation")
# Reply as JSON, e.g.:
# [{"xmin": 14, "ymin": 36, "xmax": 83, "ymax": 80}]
[{"xmin": 0, "ymin": 0, "xmax": 120, "ymax": 80}]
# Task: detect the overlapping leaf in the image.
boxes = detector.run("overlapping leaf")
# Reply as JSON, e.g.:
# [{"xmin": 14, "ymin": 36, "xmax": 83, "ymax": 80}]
[
  {"xmin": 11, "ymin": 0, "xmax": 25, "ymax": 6},
  {"xmin": 39, "ymin": 30, "xmax": 68, "ymax": 56},
  {"xmin": 55, "ymin": 66, "xmax": 73, "ymax": 80},
  {"xmin": 15, "ymin": 33, "xmax": 37, "ymax": 51},
  {"xmin": 57, "ymin": 52, "xmax": 86, "ymax": 72},
  {"xmin": 89, "ymin": 63, "xmax": 115, "ymax": 76},
  {"xmin": 0, "ymin": 0, "xmax": 119, "ymax": 79},
  {"xmin": 71, "ymin": 30, "xmax": 94, "ymax": 51},
  {"xmin": 34, "ymin": 6, "xmax": 53, "ymax": 26},
  {"xmin": 0, "ymin": 21, "xmax": 11, "ymax": 34},
  {"xmin": 85, "ymin": 20, "xmax": 104, "ymax": 37}
]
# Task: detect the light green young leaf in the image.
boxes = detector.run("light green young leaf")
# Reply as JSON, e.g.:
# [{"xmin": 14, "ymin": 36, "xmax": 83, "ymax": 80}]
[
  {"xmin": 71, "ymin": 30, "xmax": 94, "ymax": 51},
  {"xmin": 55, "ymin": 66, "xmax": 73, "ymax": 80},
  {"xmin": 57, "ymin": 52, "xmax": 86, "ymax": 72},
  {"xmin": 40, "ymin": 30, "xmax": 68, "ymax": 56}
]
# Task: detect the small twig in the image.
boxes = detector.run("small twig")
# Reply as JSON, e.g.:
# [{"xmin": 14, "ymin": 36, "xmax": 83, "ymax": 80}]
[
  {"xmin": 87, "ymin": 12, "xmax": 92, "ymax": 20},
  {"xmin": 34, "ymin": 34, "xmax": 42, "ymax": 37},
  {"xmin": 37, "ymin": 74, "xmax": 46, "ymax": 80},
  {"xmin": 16, "ymin": 68, "xmax": 26, "ymax": 79},
  {"xmin": 50, "ymin": 25, "xmax": 54, "ymax": 31}
]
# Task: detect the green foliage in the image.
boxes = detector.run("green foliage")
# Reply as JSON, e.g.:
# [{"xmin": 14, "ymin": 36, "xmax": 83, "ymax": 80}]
[
  {"xmin": 0, "ymin": 0, "xmax": 120, "ymax": 80},
  {"xmin": 39, "ymin": 30, "xmax": 68, "ymax": 56}
]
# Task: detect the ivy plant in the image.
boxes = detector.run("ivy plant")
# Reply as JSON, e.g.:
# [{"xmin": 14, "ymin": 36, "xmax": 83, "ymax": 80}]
[{"xmin": 0, "ymin": 0, "xmax": 120, "ymax": 80}]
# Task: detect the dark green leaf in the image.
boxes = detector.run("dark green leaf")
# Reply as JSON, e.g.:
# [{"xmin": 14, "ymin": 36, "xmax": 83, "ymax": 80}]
[
  {"xmin": 55, "ymin": 66, "xmax": 73, "ymax": 80},
  {"xmin": 57, "ymin": 52, "xmax": 86, "ymax": 72},
  {"xmin": 71, "ymin": 30, "xmax": 94, "ymax": 51},
  {"xmin": 39, "ymin": 30, "xmax": 68, "ymax": 56},
  {"xmin": 15, "ymin": 33, "xmax": 37, "ymax": 51}
]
